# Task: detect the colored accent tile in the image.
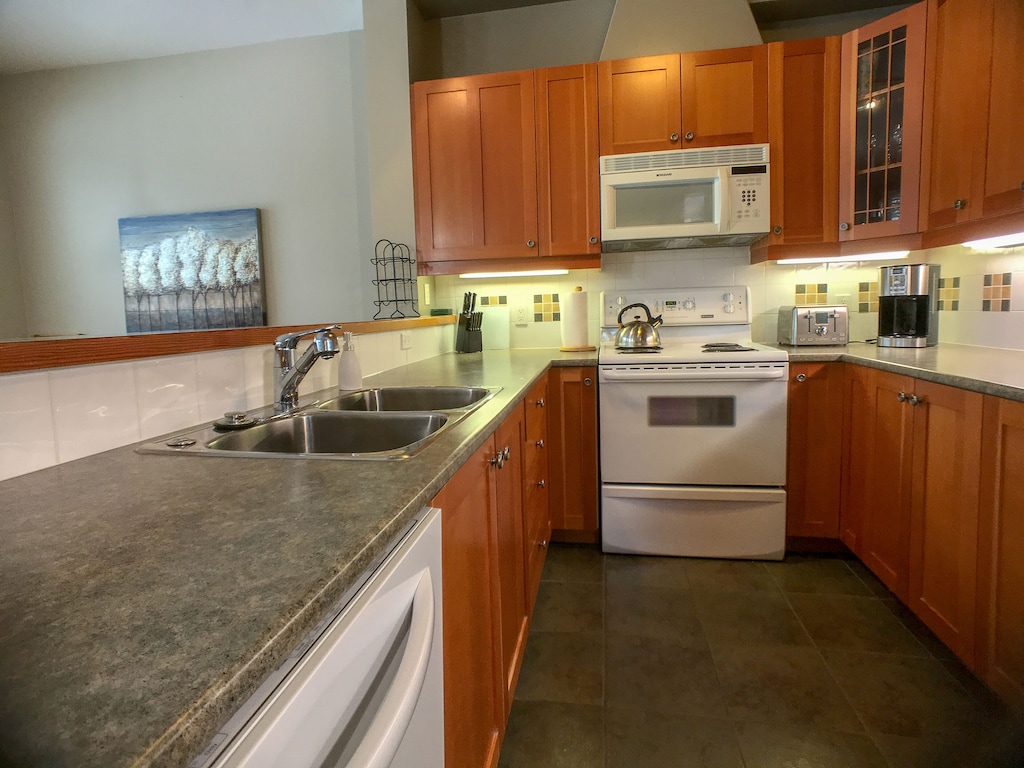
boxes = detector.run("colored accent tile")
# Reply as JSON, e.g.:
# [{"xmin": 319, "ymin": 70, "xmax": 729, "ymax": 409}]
[
  {"xmin": 552, "ymin": 293, "xmax": 560, "ymax": 302},
  {"xmin": 859, "ymin": 282, "xmax": 870, "ymax": 291},
  {"xmin": 870, "ymin": 301, "xmax": 878, "ymax": 312},
  {"xmin": 534, "ymin": 294, "xmax": 542, "ymax": 303},
  {"xmin": 952, "ymin": 300, "xmax": 959, "ymax": 310},
  {"xmin": 543, "ymin": 293, "xmax": 552, "ymax": 302},
  {"xmin": 817, "ymin": 283, "xmax": 828, "ymax": 292},
  {"xmin": 983, "ymin": 299, "xmax": 991, "ymax": 311},
  {"xmin": 553, "ymin": 312, "xmax": 561, "ymax": 321},
  {"xmin": 953, "ymin": 276, "xmax": 960, "ymax": 287},
  {"xmin": 938, "ymin": 300, "xmax": 945, "ymax": 311},
  {"xmin": 1004, "ymin": 272, "xmax": 1013, "ymax": 283},
  {"xmin": 534, "ymin": 312, "xmax": 544, "ymax": 322},
  {"xmin": 939, "ymin": 278, "xmax": 947, "ymax": 289},
  {"xmin": 1003, "ymin": 300, "xmax": 1012, "ymax": 311},
  {"xmin": 499, "ymin": 296, "xmax": 507, "ymax": 305},
  {"xmin": 859, "ymin": 302, "xmax": 869, "ymax": 312},
  {"xmin": 480, "ymin": 296, "xmax": 491, "ymax": 306},
  {"xmin": 795, "ymin": 285, "xmax": 807, "ymax": 294},
  {"xmin": 984, "ymin": 274, "xmax": 993, "ymax": 286}
]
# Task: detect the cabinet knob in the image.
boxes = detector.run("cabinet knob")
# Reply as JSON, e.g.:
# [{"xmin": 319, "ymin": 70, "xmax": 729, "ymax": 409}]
[
  {"xmin": 909, "ymin": 394, "xmax": 923, "ymax": 406},
  {"xmin": 502, "ymin": 445, "xmax": 511, "ymax": 461},
  {"xmin": 490, "ymin": 453, "xmax": 504, "ymax": 469},
  {"xmin": 527, "ymin": 239, "xmax": 536, "ymax": 248},
  {"xmin": 796, "ymin": 373, "xmax": 807, "ymax": 382},
  {"xmin": 535, "ymin": 398, "xmax": 545, "ymax": 407},
  {"xmin": 536, "ymin": 439, "xmax": 545, "ymax": 448},
  {"xmin": 684, "ymin": 131, "xmax": 694, "ymax": 141},
  {"xmin": 839, "ymin": 222, "xmax": 850, "ymax": 232},
  {"xmin": 538, "ymin": 539, "xmax": 548, "ymax": 548},
  {"xmin": 589, "ymin": 236, "xmax": 598, "ymax": 244},
  {"xmin": 584, "ymin": 377, "xmax": 593, "ymax": 386},
  {"xmin": 670, "ymin": 132, "xmax": 680, "ymax": 142},
  {"xmin": 537, "ymin": 479, "xmax": 546, "ymax": 488},
  {"xmin": 897, "ymin": 391, "xmax": 907, "ymax": 403},
  {"xmin": 953, "ymin": 199, "xmax": 967, "ymax": 210}
]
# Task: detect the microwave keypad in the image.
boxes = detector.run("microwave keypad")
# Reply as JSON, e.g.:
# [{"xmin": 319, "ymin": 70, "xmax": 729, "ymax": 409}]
[{"xmin": 732, "ymin": 176, "xmax": 766, "ymax": 220}]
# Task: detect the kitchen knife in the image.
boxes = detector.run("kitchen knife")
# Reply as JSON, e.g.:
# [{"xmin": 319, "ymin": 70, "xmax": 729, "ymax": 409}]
[{"xmin": 470, "ymin": 292, "xmax": 477, "ymax": 313}]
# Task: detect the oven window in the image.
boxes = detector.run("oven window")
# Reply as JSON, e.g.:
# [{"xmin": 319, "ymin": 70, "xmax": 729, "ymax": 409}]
[{"xmin": 648, "ymin": 396, "xmax": 736, "ymax": 426}]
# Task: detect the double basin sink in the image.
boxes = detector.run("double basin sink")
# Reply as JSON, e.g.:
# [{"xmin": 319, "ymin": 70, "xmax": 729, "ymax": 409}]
[{"xmin": 138, "ymin": 386, "xmax": 500, "ymax": 460}]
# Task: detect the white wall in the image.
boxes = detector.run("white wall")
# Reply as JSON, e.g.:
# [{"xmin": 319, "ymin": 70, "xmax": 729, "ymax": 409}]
[
  {"xmin": 0, "ymin": 32, "xmax": 375, "ymax": 339},
  {"xmin": 0, "ymin": 143, "xmax": 26, "ymax": 338},
  {"xmin": 437, "ymin": 0, "xmax": 616, "ymax": 78}
]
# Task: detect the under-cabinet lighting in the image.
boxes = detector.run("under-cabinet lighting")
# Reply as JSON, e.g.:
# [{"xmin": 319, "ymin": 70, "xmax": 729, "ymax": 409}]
[
  {"xmin": 458, "ymin": 269, "xmax": 569, "ymax": 279},
  {"xmin": 963, "ymin": 232, "xmax": 1024, "ymax": 250},
  {"xmin": 775, "ymin": 250, "xmax": 910, "ymax": 265}
]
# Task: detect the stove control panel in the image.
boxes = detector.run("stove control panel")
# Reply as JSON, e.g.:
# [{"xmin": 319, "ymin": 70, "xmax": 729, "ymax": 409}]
[{"xmin": 602, "ymin": 286, "xmax": 751, "ymax": 327}]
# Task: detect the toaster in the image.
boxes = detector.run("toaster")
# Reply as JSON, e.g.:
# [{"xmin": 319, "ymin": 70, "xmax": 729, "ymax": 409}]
[{"xmin": 777, "ymin": 305, "xmax": 849, "ymax": 346}]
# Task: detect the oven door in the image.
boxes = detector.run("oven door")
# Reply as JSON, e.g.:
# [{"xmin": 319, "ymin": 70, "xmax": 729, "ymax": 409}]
[{"xmin": 598, "ymin": 363, "xmax": 788, "ymax": 487}]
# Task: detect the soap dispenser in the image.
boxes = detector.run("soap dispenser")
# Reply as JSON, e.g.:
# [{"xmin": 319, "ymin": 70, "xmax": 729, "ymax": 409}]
[{"xmin": 337, "ymin": 332, "xmax": 362, "ymax": 390}]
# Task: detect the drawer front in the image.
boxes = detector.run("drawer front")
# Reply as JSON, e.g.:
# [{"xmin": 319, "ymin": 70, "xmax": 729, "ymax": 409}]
[{"xmin": 525, "ymin": 377, "xmax": 548, "ymax": 443}]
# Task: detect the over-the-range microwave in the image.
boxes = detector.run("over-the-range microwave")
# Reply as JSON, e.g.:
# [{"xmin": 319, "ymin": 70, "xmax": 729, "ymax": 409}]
[{"xmin": 600, "ymin": 143, "xmax": 770, "ymax": 251}]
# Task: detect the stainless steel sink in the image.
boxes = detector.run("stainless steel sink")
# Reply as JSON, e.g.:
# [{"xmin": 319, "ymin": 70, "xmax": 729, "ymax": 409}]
[
  {"xmin": 136, "ymin": 384, "xmax": 501, "ymax": 460},
  {"xmin": 206, "ymin": 411, "xmax": 448, "ymax": 456},
  {"xmin": 317, "ymin": 386, "xmax": 496, "ymax": 412}
]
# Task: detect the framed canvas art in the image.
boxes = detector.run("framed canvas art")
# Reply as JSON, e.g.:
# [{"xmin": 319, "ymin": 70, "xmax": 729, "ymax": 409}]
[{"xmin": 118, "ymin": 208, "xmax": 266, "ymax": 333}]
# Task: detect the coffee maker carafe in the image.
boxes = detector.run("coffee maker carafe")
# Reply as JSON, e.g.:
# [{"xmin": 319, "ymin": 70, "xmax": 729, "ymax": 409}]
[{"xmin": 877, "ymin": 264, "xmax": 940, "ymax": 347}]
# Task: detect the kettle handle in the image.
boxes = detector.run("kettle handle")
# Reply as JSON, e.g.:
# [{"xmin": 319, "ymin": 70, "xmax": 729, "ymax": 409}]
[{"xmin": 616, "ymin": 302, "xmax": 663, "ymax": 327}]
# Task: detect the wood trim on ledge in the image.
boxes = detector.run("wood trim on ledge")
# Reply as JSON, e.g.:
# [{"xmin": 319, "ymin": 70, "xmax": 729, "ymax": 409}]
[{"xmin": 0, "ymin": 315, "xmax": 456, "ymax": 374}]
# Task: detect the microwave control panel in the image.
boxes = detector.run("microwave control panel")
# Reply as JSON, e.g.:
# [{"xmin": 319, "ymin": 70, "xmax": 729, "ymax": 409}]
[{"xmin": 728, "ymin": 166, "xmax": 769, "ymax": 231}]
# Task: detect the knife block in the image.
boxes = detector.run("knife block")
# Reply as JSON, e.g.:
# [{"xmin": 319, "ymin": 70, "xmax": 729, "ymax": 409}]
[{"xmin": 455, "ymin": 315, "xmax": 482, "ymax": 353}]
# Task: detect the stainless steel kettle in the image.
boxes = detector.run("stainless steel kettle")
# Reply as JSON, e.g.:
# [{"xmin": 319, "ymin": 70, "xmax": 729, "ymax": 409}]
[{"xmin": 615, "ymin": 303, "xmax": 663, "ymax": 349}]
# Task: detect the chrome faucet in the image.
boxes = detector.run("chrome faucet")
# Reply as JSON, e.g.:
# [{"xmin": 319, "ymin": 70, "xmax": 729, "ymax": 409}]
[{"xmin": 273, "ymin": 325, "xmax": 341, "ymax": 413}]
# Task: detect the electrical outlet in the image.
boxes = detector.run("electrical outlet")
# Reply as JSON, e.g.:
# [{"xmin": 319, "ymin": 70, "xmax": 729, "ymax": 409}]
[
  {"xmin": 424, "ymin": 282, "xmax": 430, "ymax": 305},
  {"xmin": 512, "ymin": 306, "xmax": 530, "ymax": 324},
  {"xmin": 400, "ymin": 330, "xmax": 412, "ymax": 350},
  {"xmin": 835, "ymin": 294, "xmax": 851, "ymax": 307}
]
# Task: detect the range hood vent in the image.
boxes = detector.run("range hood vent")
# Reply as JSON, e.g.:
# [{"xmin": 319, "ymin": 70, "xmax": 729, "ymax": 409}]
[
  {"xmin": 602, "ymin": 233, "xmax": 767, "ymax": 252},
  {"xmin": 602, "ymin": 144, "xmax": 769, "ymax": 174}
]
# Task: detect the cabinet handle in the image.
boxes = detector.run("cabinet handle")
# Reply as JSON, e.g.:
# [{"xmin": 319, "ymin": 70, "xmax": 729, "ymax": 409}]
[
  {"xmin": 796, "ymin": 373, "xmax": 807, "ymax": 382},
  {"xmin": 490, "ymin": 452, "xmax": 504, "ymax": 469},
  {"xmin": 502, "ymin": 445, "xmax": 511, "ymax": 461},
  {"xmin": 953, "ymin": 199, "xmax": 967, "ymax": 210},
  {"xmin": 670, "ymin": 132, "xmax": 680, "ymax": 142},
  {"xmin": 897, "ymin": 391, "xmax": 907, "ymax": 403},
  {"xmin": 839, "ymin": 222, "xmax": 850, "ymax": 232},
  {"xmin": 909, "ymin": 395, "xmax": 923, "ymax": 406},
  {"xmin": 584, "ymin": 377, "xmax": 593, "ymax": 386},
  {"xmin": 773, "ymin": 226, "xmax": 782, "ymax": 235},
  {"xmin": 536, "ymin": 439, "xmax": 545, "ymax": 448},
  {"xmin": 537, "ymin": 479, "xmax": 546, "ymax": 488},
  {"xmin": 538, "ymin": 539, "xmax": 548, "ymax": 548},
  {"xmin": 589, "ymin": 236, "xmax": 598, "ymax": 244},
  {"xmin": 535, "ymin": 398, "xmax": 545, "ymax": 407},
  {"xmin": 684, "ymin": 131, "xmax": 694, "ymax": 141},
  {"xmin": 527, "ymin": 239, "xmax": 536, "ymax": 248}
]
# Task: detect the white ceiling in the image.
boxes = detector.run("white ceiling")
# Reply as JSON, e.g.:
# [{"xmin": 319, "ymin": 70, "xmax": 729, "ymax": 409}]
[{"xmin": 0, "ymin": 0, "xmax": 364, "ymax": 74}]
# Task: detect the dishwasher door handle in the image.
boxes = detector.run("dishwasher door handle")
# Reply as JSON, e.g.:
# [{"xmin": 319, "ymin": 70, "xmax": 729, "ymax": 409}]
[{"xmin": 348, "ymin": 570, "xmax": 435, "ymax": 768}]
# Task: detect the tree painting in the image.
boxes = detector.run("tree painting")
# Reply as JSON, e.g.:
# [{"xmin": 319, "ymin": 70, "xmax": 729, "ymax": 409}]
[{"xmin": 118, "ymin": 209, "xmax": 266, "ymax": 333}]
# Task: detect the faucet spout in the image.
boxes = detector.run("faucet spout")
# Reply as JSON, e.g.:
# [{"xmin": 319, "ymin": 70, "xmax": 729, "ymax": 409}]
[{"xmin": 273, "ymin": 325, "xmax": 341, "ymax": 413}]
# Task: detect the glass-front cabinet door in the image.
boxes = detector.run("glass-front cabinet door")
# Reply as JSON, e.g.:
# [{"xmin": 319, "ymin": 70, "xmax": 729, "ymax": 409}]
[{"xmin": 838, "ymin": 3, "xmax": 927, "ymax": 240}]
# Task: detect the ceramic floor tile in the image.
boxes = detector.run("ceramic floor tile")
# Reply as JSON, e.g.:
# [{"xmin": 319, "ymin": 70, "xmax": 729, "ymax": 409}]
[
  {"xmin": 822, "ymin": 649, "xmax": 993, "ymax": 743},
  {"xmin": 604, "ymin": 552, "xmax": 690, "ymax": 590},
  {"xmin": 542, "ymin": 545, "xmax": 604, "ymax": 584},
  {"xmin": 682, "ymin": 557, "xmax": 779, "ymax": 593},
  {"xmin": 734, "ymin": 720, "xmax": 889, "ymax": 768},
  {"xmin": 513, "ymin": 630, "xmax": 603, "ymax": 705},
  {"xmin": 605, "ymin": 582, "xmax": 703, "ymax": 643},
  {"xmin": 498, "ymin": 700, "xmax": 604, "ymax": 768},
  {"xmin": 605, "ymin": 708, "xmax": 744, "ymax": 768},
  {"xmin": 711, "ymin": 641, "xmax": 865, "ymax": 733},
  {"xmin": 605, "ymin": 633, "xmax": 729, "ymax": 718},
  {"xmin": 530, "ymin": 581, "xmax": 603, "ymax": 634},
  {"xmin": 789, "ymin": 593, "xmax": 931, "ymax": 656},
  {"xmin": 845, "ymin": 558, "xmax": 896, "ymax": 598},
  {"xmin": 692, "ymin": 590, "xmax": 813, "ymax": 646},
  {"xmin": 766, "ymin": 554, "xmax": 874, "ymax": 596},
  {"xmin": 881, "ymin": 598, "xmax": 959, "ymax": 662}
]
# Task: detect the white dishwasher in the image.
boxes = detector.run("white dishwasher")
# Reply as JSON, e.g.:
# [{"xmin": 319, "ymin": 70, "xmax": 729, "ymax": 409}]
[{"xmin": 191, "ymin": 506, "xmax": 443, "ymax": 768}]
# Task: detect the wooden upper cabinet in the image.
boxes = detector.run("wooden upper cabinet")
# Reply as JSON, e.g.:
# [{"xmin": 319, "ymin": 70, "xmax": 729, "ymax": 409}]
[
  {"xmin": 919, "ymin": 0, "xmax": 993, "ymax": 230},
  {"xmin": 978, "ymin": 0, "xmax": 1024, "ymax": 219},
  {"xmin": 535, "ymin": 64, "xmax": 601, "ymax": 257},
  {"xmin": 597, "ymin": 46, "xmax": 768, "ymax": 156},
  {"xmin": 765, "ymin": 37, "xmax": 841, "ymax": 248},
  {"xmin": 411, "ymin": 71, "xmax": 538, "ymax": 264},
  {"xmin": 838, "ymin": 3, "xmax": 927, "ymax": 241}
]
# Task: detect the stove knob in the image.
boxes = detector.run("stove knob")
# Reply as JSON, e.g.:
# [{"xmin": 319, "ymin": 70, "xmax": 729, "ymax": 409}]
[
  {"xmin": 682, "ymin": 298, "xmax": 696, "ymax": 311},
  {"xmin": 723, "ymin": 292, "xmax": 734, "ymax": 302},
  {"xmin": 724, "ymin": 303, "xmax": 735, "ymax": 314}
]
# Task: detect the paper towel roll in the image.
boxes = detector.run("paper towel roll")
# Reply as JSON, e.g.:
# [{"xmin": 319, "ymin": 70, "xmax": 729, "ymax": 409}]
[{"xmin": 560, "ymin": 286, "xmax": 595, "ymax": 351}]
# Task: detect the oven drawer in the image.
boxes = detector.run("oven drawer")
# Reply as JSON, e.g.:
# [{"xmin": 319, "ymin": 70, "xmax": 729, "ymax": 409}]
[{"xmin": 601, "ymin": 484, "xmax": 785, "ymax": 560}]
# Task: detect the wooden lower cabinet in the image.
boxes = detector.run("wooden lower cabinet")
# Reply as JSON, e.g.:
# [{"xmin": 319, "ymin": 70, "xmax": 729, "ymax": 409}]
[
  {"xmin": 547, "ymin": 366, "xmax": 599, "ymax": 539},
  {"xmin": 433, "ymin": 439, "xmax": 503, "ymax": 768},
  {"xmin": 786, "ymin": 362, "xmax": 844, "ymax": 539},
  {"xmin": 977, "ymin": 395, "xmax": 1024, "ymax": 705}
]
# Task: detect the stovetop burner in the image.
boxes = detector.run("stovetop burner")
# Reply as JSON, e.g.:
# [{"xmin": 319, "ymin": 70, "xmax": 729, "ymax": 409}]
[
  {"xmin": 702, "ymin": 343, "xmax": 756, "ymax": 353},
  {"xmin": 614, "ymin": 346, "xmax": 662, "ymax": 353}
]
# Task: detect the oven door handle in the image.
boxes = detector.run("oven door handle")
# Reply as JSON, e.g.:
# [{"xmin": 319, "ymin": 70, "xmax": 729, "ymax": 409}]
[{"xmin": 600, "ymin": 367, "xmax": 787, "ymax": 382}]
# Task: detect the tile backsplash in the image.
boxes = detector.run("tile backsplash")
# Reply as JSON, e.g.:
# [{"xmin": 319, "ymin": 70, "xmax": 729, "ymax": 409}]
[
  {"xmin": 428, "ymin": 241, "xmax": 1024, "ymax": 353},
  {"xmin": 0, "ymin": 324, "xmax": 453, "ymax": 482}
]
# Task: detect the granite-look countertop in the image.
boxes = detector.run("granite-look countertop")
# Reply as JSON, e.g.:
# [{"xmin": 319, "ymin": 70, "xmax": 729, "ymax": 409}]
[
  {"xmin": 781, "ymin": 342, "xmax": 1024, "ymax": 402},
  {"xmin": 0, "ymin": 349, "xmax": 595, "ymax": 768}
]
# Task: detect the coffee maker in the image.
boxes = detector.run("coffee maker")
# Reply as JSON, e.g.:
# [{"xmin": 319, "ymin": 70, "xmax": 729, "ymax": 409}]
[{"xmin": 877, "ymin": 264, "xmax": 940, "ymax": 347}]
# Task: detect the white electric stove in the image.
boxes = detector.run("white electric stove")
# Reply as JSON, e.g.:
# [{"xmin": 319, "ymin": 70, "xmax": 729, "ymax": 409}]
[{"xmin": 598, "ymin": 287, "xmax": 789, "ymax": 560}]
